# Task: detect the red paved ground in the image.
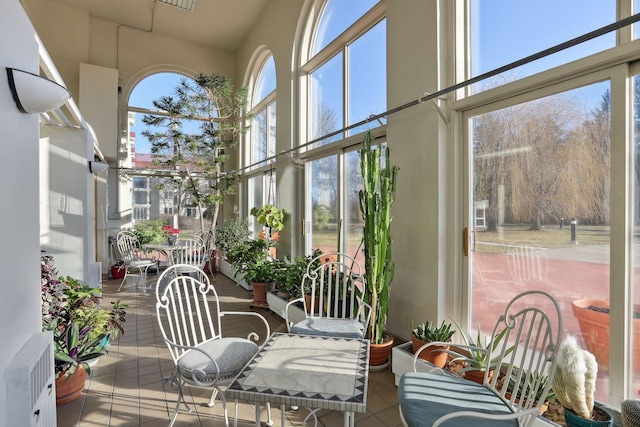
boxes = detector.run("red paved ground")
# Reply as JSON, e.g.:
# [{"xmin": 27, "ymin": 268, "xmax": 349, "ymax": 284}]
[{"xmin": 473, "ymin": 251, "xmax": 640, "ymax": 400}]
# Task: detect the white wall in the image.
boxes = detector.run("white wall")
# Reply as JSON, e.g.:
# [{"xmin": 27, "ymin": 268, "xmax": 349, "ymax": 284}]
[
  {"xmin": 40, "ymin": 126, "xmax": 95, "ymax": 283},
  {"xmin": 0, "ymin": 0, "xmax": 48, "ymax": 425}
]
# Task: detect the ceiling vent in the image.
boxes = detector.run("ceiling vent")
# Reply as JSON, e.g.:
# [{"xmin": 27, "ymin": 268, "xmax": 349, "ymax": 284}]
[{"xmin": 155, "ymin": 0, "xmax": 195, "ymax": 12}]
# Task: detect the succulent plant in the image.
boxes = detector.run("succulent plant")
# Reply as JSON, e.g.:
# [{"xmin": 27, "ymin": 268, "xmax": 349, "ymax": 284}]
[{"xmin": 412, "ymin": 320, "xmax": 455, "ymax": 343}]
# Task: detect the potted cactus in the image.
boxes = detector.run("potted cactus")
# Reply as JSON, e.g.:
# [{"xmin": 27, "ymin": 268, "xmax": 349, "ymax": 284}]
[
  {"xmin": 552, "ymin": 335, "xmax": 613, "ymax": 426},
  {"xmin": 359, "ymin": 131, "xmax": 399, "ymax": 367}
]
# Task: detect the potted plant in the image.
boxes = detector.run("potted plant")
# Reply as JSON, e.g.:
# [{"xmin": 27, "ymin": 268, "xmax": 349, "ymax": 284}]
[
  {"xmin": 505, "ymin": 370, "xmax": 554, "ymax": 415},
  {"xmin": 572, "ymin": 299, "xmax": 640, "ymax": 368},
  {"xmin": 232, "ymin": 235, "xmax": 277, "ymax": 307},
  {"xmin": 216, "ymin": 217, "xmax": 251, "ymax": 262},
  {"xmin": 443, "ymin": 321, "xmax": 515, "ymax": 384},
  {"xmin": 41, "ymin": 256, "xmax": 127, "ymax": 405},
  {"xmin": 162, "ymin": 224, "xmax": 179, "ymax": 245},
  {"xmin": 552, "ymin": 335, "xmax": 613, "ymax": 426},
  {"xmin": 272, "ymin": 255, "xmax": 308, "ymax": 299},
  {"xmin": 411, "ymin": 320, "xmax": 456, "ymax": 368},
  {"xmin": 358, "ymin": 131, "xmax": 399, "ymax": 367}
]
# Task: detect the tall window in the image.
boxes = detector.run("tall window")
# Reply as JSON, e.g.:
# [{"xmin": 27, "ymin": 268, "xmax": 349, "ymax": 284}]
[
  {"xmin": 246, "ymin": 53, "xmax": 277, "ymax": 229},
  {"xmin": 464, "ymin": 2, "xmax": 640, "ymax": 404},
  {"xmin": 301, "ymin": 0, "xmax": 386, "ymax": 258},
  {"xmin": 469, "ymin": 0, "xmax": 615, "ymax": 94}
]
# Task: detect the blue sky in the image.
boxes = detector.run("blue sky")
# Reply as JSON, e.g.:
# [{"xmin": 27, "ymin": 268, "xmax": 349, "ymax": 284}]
[{"xmin": 129, "ymin": 1, "xmax": 620, "ymax": 154}]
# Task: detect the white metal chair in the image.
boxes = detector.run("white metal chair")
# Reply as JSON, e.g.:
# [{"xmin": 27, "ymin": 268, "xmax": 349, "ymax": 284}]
[
  {"xmin": 182, "ymin": 232, "xmax": 217, "ymax": 275},
  {"xmin": 173, "ymin": 237, "xmax": 207, "ymax": 280},
  {"xmin": 155, "ymin": 264, "xmax": 272, "ymax": 427},
  {"xmin": 398, "ymin": 290, "xmax": 563, "ymax": 427},
  {"xmin": 285, "ymin": 252, "xmax": 371, "ymax": 339},
  {"xmin": 115, "ymin": 230, "xmax": 158, "ymax": 292}
]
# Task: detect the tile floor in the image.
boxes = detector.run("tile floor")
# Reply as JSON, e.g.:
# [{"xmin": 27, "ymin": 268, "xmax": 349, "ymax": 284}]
[{"xmin": 56, "ymin": 272, "xmax": 402, "ymax": 427}]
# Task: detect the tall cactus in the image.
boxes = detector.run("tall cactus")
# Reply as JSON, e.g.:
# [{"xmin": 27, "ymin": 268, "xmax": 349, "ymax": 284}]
[
  {"xmin": 358, "ymin": 132, "xmax": 399, "ymax": 344},
  {"xmin": 552, "ymin": 335, "xmax": 598, "ymax": 419}
]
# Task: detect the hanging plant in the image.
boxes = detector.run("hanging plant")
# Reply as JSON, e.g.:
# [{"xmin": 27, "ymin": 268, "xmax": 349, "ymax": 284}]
[{"xmin": 251, "ymin": 204, "xmax": 286, "ymax": 231}]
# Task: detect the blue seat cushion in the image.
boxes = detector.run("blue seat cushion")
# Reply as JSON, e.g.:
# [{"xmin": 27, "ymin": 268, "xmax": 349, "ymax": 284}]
[
  {"xmin": 398, "ymin": 372, "xmax": 517, "ymax": 427},
  {"xmin": 177, "ymin": 337, "xmax": 258, "ymax": 383},
  {"xmin": 291, "ymin": 318, "xmax": 365, "ymax": 339}
]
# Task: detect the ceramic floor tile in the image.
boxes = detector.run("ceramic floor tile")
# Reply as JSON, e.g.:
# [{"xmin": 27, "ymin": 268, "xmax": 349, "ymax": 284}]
[{"xmin": 56, "ymin": 273, "xmax": 402, "ymax": 427}]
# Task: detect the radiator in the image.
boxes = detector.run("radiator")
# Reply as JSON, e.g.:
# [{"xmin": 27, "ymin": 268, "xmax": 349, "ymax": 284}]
[{"xmin": 5, "ymin": 331, "xmax": 56, "ymax": 427}]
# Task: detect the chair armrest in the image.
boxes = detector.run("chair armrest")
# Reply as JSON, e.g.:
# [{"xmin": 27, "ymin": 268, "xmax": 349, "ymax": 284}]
[
  {"xmin": 354, "ymin": 297, "xmax": 372, "ymax": 327},
  {"xmin": 284, "ymin": 297, "xmax": 305, "ymax": 332},
  {"xmin": 412, "ymin": 340, "xmax": 459, "ymax": 373},
  {"xmin": 220, "ymin": 311, "xmax": 271, "ymax": 345}
]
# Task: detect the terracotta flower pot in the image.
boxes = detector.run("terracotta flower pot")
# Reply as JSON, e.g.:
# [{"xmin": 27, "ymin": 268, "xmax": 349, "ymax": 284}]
[
  {"xmin": 411, "ymin": 336, "xmax": 449, "ymax": 368},
  {"xmin": 251, "ymin": 281, "xmax": 268, "ymax": 305},
  {"xmin": 572, "ymin": 299, "xmax": 640, "ymax": 367},
  {"xmin": 464, "ymin": 368, "xmax": 493, "ymax": 384},
  {"xmin": 55, "ymin": 365, "xmax": 87, "ymax": 405},
  {"xmin": 370, "ymin": 333, "xmax": 394, "ymax": 367},
  {"xmin": 304, "ymin": 294, "xmax": 320, "ymax": 314}
]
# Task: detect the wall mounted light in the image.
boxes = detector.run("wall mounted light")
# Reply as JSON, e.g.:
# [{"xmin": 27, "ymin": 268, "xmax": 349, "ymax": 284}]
[
  {"xmin": 89, "ymin": 161, "xmax": 109, "ymax": 174},
  {"xmin": 6, "ymin": 67, "xmax": 71, "ymax": 114}
]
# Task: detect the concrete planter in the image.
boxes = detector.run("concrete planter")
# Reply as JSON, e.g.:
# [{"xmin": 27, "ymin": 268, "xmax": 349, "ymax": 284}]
[
  {"xmin": 266, "ymin": 291, "xmax": 306, "ymax": 325},
  {"xmin": 218, "ymin": 259, "xmax": 250, "ymax": 290},
  {"xmin": 391, "ymin": 341, "xmax": 442, "ymax": 386}
]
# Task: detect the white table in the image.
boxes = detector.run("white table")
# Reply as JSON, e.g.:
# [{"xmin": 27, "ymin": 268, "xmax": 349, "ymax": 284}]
[{"xmin": 226, "ymin": 333, "xmax": 369, "ymax": 427}]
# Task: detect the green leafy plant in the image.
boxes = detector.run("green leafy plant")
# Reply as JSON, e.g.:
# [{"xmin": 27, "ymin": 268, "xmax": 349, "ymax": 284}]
[
  {"xmin": 507, "ymin": 370, "xmax": 555, "ymax": 401},
  {"xmin": 41, "ymin": 256, "xmax": 128, "ymax": 378},
  {"xmin": 251, "ymin": 204, "xmax": 286, "ymax": 231},
  {"xmin": 240, "ymin": 259, "xmax": 277, "ymax": 284},
  {"xmin": 274, "ymin": 249, "xmax": 323, "ymax": 297},
  {"xmin": 413, "ymin": 320, "xmax": 456, "ymax": 343},
  {"xmin": 358, "ymin": 131, "xmax": 399, "ymax": 344},
  {"xmin": 215, "ymin": 217, "xmax": 251, "ymax": 259},
  {"xmin": 131, "ymin": 220, "xmax": 165, "ymax": 244}
]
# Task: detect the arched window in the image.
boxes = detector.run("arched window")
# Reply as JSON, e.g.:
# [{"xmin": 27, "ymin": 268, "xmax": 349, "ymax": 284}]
[
  {"xmin": 299, "ymin": 0, "xmax": 386, "ymax": 258},
  {"xmin": 246, "ymin": 54, "xmax": 277, "ymax": 236},
  {"xmin": 249, "ymin": 55, "xmax": 277, "ymax": 167},
  {"xmin": 303, "ymin": 0, "xmax": 385, "ymax": 147},
  {"xmin": 127, "ymin": 72, "xmax": 200, "ymax": 222}
]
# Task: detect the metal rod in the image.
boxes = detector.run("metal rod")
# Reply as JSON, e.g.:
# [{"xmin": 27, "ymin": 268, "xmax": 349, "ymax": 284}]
[{"xmin": 126, "ymin": 12, "xmax": 640, "ymax": 176}]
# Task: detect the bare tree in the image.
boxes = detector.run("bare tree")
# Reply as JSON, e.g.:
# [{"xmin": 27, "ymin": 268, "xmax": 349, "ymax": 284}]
[{"xmin": 474, "ymin": 90, "xmax": 610, "ymax": 231}]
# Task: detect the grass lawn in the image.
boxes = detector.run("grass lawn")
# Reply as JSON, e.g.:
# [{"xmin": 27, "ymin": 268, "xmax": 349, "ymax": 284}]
[{"xmin": 475, "ymin": 224, "xmax": 611, "ymax": 254}]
